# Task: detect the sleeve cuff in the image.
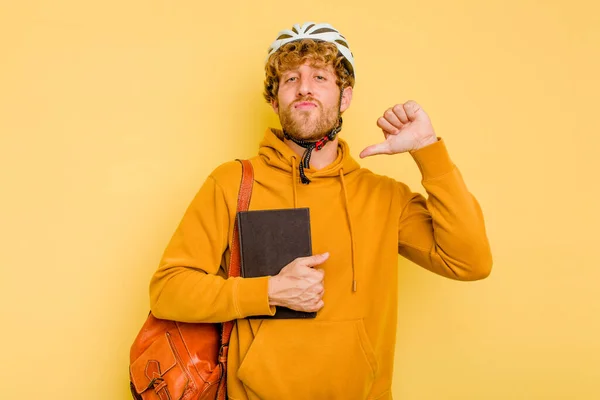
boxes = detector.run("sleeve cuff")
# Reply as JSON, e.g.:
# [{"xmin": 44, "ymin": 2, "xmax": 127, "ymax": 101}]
[
  {"xmin": 409, "ymin": 137, "xmax": 455, "ymax": 180},
  {"xmin": 235, "ymin": 276, "xmax": 276, "ymax": 318}
]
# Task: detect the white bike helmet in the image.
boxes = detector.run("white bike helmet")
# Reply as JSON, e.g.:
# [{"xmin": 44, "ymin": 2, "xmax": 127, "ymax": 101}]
[{"xmin": 267, "ymin": 22, "xmax": 355, "ymax": 80}]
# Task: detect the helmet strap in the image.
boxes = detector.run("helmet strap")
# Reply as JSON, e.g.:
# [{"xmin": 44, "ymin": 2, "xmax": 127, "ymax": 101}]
[{"xmin": 283, "ymin": 89, "xmax": 345, "ymax": 185}]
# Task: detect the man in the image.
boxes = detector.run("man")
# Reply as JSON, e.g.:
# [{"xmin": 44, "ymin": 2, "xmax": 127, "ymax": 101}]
[{"xmin": 149, "ymin": 22, "xmax": 492, "ymax": 400}]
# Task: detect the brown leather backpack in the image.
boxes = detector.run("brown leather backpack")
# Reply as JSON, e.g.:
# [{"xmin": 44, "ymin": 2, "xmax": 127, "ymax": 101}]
[{"xmin": 129, "ymin": 160, "xmax": 254, "ymax": 400}]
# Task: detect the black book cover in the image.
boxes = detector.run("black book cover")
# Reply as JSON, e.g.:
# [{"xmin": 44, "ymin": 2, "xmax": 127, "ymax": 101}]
[{"xmin": 236, "ymin": 208, "xmax": 316, "ymax": 319}]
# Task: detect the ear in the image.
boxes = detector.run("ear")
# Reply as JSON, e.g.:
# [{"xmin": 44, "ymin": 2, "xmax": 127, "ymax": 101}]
[
  {"xmin": 340, "ymin": 86, "xmax": 353, "ymax": 113},
  {"xmin": 271, "ymin": 98, "xmax": 279, "ymax": 114}
]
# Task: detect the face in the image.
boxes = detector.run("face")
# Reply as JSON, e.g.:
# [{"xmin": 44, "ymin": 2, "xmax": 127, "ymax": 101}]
[{"xmin": 272, "ymin": 61, "xmax": 352, "ymax": 141}]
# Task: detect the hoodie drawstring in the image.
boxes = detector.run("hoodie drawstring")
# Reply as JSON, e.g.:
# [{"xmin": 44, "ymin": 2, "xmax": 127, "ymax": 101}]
[
  {"xmin": 339, "ymin": 170, "xmax": 357, "ymax": 292},
  {"xmin": 291, "ymin": 157, "xmax": 298, "ymax": 208}
]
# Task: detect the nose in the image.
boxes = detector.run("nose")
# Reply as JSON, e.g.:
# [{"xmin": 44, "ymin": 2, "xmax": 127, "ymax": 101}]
[{"xmin": 297, "ymin": 75, "xmax": 313, "ymax": 98}]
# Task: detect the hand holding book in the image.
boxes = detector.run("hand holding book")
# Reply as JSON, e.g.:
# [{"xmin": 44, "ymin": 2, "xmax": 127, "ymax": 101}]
[
  {"xmin": 236, "ymin": 207, "xmax": 322, "ymax": 318},
  {"xmin": 267, "ymin": 253, "xmax": 328, "ymax": 312}
]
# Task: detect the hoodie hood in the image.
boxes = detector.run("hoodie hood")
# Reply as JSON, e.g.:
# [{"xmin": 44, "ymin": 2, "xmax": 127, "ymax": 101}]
[{"xmin": 258, "ymin": 128, "xmax": 360, "ymax": 182}]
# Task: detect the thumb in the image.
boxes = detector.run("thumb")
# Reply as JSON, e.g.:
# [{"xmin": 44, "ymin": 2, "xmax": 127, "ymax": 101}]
[
  {"xmin": 360, "ymin": 142, "xmax": 391, "ymax": 158},
  {"xmin": 301, "ymin": 252, "xmax": 330, "ymax": 268}
]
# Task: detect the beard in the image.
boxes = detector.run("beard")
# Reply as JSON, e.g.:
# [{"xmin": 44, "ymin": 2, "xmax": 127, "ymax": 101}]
[{"xmin": 279, "ymin": 98, "xmax": 339, "ymax": 142}]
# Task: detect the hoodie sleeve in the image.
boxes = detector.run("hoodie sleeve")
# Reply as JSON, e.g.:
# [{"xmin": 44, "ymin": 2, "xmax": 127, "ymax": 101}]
[
  {"xmin": 397, "ymin": 138, "xmax": 493, "ymax": 280},
  {"xmin": 149, "ymin": 172, "xmax": 275, "ymax": 323}
]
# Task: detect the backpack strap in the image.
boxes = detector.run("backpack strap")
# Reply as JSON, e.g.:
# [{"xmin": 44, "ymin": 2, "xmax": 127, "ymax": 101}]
[{"xmin": 217, "ymin": 159, "xmax": 254, "ymax": 400}]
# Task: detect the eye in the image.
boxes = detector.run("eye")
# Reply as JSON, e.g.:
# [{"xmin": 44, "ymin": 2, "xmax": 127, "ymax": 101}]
[
  {"xmin": 285, "ymin": 76, "xmax": 298, "ymax": 83},
  {"xmin": 316, "ymin": 75, "xmax": 325, "ymax": 80}
]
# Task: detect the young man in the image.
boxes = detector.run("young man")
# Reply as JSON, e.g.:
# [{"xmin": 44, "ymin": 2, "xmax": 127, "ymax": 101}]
[{"xmin": 149, "ymin": 22, "xmax": 492, "ymax": 400}]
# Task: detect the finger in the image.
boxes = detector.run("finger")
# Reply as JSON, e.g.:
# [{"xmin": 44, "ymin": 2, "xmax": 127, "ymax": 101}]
[
  {"xmin": 305, "ymin": 267, "xmax": 324, "ymax": 282},
  {"xmin": 392, "ymin": 104, "xmax": 410, "ymax": 124},
  {"xmin": 383, "ymin": 108, "xmax": 403, "ymax": 130},
  {"xmin": 317, "ymin": 287, "xmax": 325, "ymax": 298},
  {"xmin": 314, "ymin": 268, "xmax": 325, "ymax": 280},
  {"xmin": 359, "ymin": 142, "xmax": 391, "ymax": 158},
  {"xmin": 377, "ymin": 117, "xmax": 399, "ymax": 135},
  {"xmin": 314, "ymin": 283, "xmax": 325, "ymax": 295},
  {"xmin": 313, "ymin": 300, "xmax": 324, "ymax": 311},
  {"xmin": 403, "ymin": 100, "xmax": 422, "ymax": 121},
  {"xmin": 297, "ymin": 252, "xmax": 329, "ymax": 268},
  {"xmin": 308, "ymin": 268, "xmax": 325, "ymax": 285}
]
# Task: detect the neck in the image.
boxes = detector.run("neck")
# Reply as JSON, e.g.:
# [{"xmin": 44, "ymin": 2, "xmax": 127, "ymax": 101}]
[{"xmin": 284, "ymin": 137, "xmax": 338, "ymax": 170}]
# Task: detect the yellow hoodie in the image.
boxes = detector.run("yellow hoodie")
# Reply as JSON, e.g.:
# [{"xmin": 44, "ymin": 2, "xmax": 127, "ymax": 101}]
[{"xmin": 149, "ymin": 128, "xmax": 492, "ymax": 400}]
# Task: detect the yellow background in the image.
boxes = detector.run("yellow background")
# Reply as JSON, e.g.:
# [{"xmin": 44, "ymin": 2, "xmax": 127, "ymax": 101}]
[{"xmin": 1, "ymin": 0, "xmax": 598, "ymax": 399}]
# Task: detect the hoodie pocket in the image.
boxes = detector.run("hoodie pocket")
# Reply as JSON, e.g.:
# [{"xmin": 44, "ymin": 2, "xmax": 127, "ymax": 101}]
[{"xmin": 237, "ymin": 319, "xmax": 378, "ymax": 400}]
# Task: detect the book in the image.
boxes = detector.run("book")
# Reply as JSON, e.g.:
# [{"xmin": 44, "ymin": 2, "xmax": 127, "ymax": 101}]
[{"xmin": 236, "ymin": 207, "xmax": 316, "ymax": 319}]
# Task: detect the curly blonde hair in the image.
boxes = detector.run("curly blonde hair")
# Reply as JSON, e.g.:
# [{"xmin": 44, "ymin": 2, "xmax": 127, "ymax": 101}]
[{"xmin": 263, "ymin": 39, "xmax": 355, "ymax": 104}]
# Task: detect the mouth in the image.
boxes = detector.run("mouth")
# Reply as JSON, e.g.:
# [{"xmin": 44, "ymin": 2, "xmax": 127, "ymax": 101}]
[{"xmin": 294, "ymin": 101, "xmax": 318, "ymax": 110}]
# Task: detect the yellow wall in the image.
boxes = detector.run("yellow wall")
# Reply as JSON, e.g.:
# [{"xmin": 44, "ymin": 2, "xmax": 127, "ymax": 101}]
[{"xmin": 1, "ymin": 0, "xmax": 598, "ymax": 399}]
